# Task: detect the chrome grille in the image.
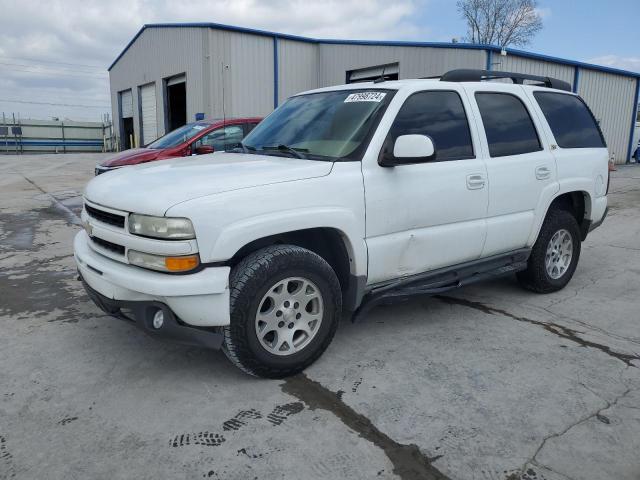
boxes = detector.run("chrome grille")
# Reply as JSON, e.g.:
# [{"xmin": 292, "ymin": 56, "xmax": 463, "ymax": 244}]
[{"xmin": 85, "ymin": 204, "xmax": 125, "ymax": 228}]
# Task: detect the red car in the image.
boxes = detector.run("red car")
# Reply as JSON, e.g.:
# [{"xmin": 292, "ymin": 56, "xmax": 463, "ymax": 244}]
[{"xmin": 95, "ymin": 117, "xmax": 262, "ymax": 175}]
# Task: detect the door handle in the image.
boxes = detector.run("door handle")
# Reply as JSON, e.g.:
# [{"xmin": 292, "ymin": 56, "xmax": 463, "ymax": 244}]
[
  {"xmin": 466, "ymin": 173, "xmax": 486, "ymax": 190},
  {"xmin": 535, "ymin": 166, "xmax": 551, "ymax": 180}
]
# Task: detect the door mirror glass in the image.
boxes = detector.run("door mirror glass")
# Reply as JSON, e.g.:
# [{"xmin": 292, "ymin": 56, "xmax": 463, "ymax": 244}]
[
  {"xmin": 194, "ymin": 145, "xmax": 214, "ymax": 155},
  {"xmin": 380, "ymin": 134, "xmax": 435, "ymax": 166}
]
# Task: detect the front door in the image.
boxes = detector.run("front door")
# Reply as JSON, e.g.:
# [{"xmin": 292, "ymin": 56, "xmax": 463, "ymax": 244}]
[{"xmin": 363, "ymin": 87, "xmax": 489, "ymax": 285}]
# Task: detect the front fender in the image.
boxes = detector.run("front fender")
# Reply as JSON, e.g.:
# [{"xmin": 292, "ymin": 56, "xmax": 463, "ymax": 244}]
[
  {"xmin": 165, "ymin": 162, "xmax": 367, "ymax": 277},
  {"xmin": 210, "ymin": 207, "xmax": 367, "ymax": 277}
]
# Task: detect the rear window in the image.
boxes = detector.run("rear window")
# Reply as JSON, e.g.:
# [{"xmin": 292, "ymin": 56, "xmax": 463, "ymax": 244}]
[{"xmin": 533, "ymin": 92, "xmax": 606, "ymax": 149}]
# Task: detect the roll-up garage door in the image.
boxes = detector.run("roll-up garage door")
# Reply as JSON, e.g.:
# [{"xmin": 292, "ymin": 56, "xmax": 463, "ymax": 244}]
[
  {"xmin": 120, "ymin": 89, "xmax": 133, "ymax": 118},
  {"xmin": 140, "ymin": 84, "xmax": 158, "ymax": 145}
]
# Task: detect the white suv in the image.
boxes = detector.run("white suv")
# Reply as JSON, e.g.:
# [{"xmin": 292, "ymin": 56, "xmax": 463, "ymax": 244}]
[{"xmin": 75, "ymin": 69, "xmax": 609, "ymax": 378}]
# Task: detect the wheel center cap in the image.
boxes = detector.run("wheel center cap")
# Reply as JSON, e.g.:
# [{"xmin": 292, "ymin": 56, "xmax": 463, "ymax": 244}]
[{"xmin": 282, "ymin": 306, "xmax": 295, "ymax": 322}]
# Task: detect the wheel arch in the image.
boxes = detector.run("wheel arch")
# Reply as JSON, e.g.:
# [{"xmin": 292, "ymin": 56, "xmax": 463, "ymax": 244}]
[
  {"xmin": 529, "ymin": 189, "xmax": 593, "ymax": 245},
  {"xmin": 225, "ymin": 227, "xmax": 366, "ymax": 311}
]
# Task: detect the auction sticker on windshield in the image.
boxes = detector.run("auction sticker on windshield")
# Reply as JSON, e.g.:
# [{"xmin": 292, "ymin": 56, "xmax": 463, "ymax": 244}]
[{"xmin": 344, "ymin": 92, "xmax": 387, "ymax": 103}]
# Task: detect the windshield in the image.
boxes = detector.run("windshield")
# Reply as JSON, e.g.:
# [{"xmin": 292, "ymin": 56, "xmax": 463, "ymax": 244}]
[
  {"xmin": 147, "ymin": 123, "xmax": 209, "ymax": 149},
  {"xmin": 242, "ymin": 89, "xmax": 394, "ymax": 161}
]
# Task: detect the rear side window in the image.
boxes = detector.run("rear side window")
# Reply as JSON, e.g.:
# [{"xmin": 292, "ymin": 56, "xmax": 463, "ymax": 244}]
[
  {"xmin": 388, "ymin": 90, "xmax": 474, "ymax": 161},
  {"xmin": 475, "ymin": 92, "xmax": 542, "ymax": 157},
  {"xmin": 533, "ymin": 92, "xmax": 606, "ymax": 148}
]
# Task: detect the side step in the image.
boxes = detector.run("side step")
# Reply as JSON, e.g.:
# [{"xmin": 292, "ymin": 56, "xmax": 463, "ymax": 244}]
[{"xmin": 352, "ymin": 249, "xmax": 530, "ymax": 322}]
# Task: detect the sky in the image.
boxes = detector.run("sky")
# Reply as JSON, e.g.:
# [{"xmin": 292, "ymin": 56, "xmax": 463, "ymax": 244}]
[{"xmin": 0, "ymin": 0, "xmax": 637, "ymax": 122}]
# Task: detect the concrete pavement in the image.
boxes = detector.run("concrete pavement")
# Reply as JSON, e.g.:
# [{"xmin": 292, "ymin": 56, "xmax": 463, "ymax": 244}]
[{"xmin": 0, "ymin": 154, "xmax": 639, "ymax": 480}]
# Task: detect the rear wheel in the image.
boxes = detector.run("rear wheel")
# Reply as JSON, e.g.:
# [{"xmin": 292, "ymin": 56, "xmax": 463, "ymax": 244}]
[
  {"xmin": 517, "ymin": 209, "xmax": 581, "ymax": 293},
  {"xmin": 222, "ymin": 245, "xmax": 342, "ymax": 378}
]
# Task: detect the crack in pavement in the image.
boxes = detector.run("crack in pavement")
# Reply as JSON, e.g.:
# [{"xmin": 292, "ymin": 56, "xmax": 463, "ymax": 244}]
[
  {"xmin": 538, "ymin": 305, "xmax": 640, "ymax": 348},
  {"xmin": 282, "ymin": 373, "xmax": 450, "ymax": 480},
  {"xmin": 515, "ymin": 388, "xmax": 634, "ymax": 480},
  {"xmin": 435, "ymin": 296, "xmax": 640, "ymax": 367},
  {"xmin": 605, "ymin": 244, "xmax": 640, "ymax": 252}
]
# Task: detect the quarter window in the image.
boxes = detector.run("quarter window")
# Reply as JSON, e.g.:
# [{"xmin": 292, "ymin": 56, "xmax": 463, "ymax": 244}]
[
  {"xmin": 475, "ymin": 92, "xmax": 542, "ymax": 157},
  {"xmin": 533, "ymin": 92, "xmax": 605, "ymax": 148},
  {"xmin": 386, "ymin": 91, "xmax": 474, "ymax": 161}
]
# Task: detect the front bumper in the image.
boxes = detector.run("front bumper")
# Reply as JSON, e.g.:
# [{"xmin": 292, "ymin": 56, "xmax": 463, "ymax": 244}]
[
  {"xmin": 80, "ymin": 277, "xmax": 224, "ymax": 349},
  {"xmin": 74, "ymin": 230, "xmax": 231, "ymax": 327}
]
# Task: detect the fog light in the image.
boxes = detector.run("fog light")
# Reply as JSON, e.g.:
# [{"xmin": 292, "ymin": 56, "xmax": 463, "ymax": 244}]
[{"xmin": 152, "ymin": 310, "xmax": 164, "ymax": 329}]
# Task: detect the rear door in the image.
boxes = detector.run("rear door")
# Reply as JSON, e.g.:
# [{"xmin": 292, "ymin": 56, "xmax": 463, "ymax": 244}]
[
  {"xmin": 363, "ymin": 86, "xmax": 489, "ymax": 284},
  {"xmin": 464, "ymin": 84, "xmax": 558, "ymax": 257}
]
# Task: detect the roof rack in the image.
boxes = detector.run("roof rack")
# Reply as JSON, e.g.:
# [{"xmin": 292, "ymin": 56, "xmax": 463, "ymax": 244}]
[{"xmin": 440, "ymin": 69, "xmax": 572, "ymax": 92}]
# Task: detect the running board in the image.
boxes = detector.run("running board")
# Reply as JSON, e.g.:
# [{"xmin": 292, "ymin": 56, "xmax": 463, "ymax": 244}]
[{"xmin": 352, "ymin": 249, "xmax": 530, "ymax": 322}]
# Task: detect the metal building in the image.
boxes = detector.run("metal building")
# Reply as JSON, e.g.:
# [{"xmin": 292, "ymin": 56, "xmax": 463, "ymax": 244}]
[{"xmin": 109, "ymin": 23, "xmax": 640, "ymax": 164}]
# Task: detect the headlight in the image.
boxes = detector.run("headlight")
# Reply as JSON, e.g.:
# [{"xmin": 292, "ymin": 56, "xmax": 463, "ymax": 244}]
[
  {"xmin": 127, "ymin": 250, "xmax": 200, "ymax": 273},
  {"xmin": 128, "ymin": 214, "xmax": 195, "ymax": 240}
]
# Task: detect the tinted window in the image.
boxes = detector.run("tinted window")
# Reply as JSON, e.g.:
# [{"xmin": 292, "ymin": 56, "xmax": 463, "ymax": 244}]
[
  {"xmin": 245, "ymin": 122, "xmax": 258, "ymax": 134},
  {"xmin": 243, "ymin": 89, "xmax": 393, "ymax": 161},
  {"xmin": 196, "ymin": 125, "xmax": 244, "ymax": 151},
  {"xmin": 147, "ymin": 123, "xmax": 208, "ymax": 149},
  {"xmin": 475, "ymin": 92, "xmax": 542, "ymax": 157},
  {"xmin": 534, "ymin": 92, "xmax": 605, "ymax": 148},
  {"xmin": 387, "ymin": 91, "xmax": 474, "ymax": 161}
]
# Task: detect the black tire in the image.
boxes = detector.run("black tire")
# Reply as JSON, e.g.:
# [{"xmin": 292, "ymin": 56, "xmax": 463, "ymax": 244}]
[
  {"xmin": 222, "ymin": 245, "xmax": 342, "ymax": 378},
  {"xmin": 517, "ymin": 209, "xmax": 581, "ymax": 293}
]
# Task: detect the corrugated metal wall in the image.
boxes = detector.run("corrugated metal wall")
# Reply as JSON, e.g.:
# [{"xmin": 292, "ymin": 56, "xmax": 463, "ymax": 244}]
[
  {"xmin": 109, "ymin": 27, "xmax": 206, "ymax": 144},
  {"xmin": 207, "ymin": 29, "xmax": 274, "ymax": 118},
  {"xmin": 277, "ymin": 39, "xmax": 319, "ymax": 102},
  {"xmin": 577, "ymin": 69, "xmax": 637, "ymax": 163},
  {"xmin": 494, "ymin": 54, "xmax": 575, "ymax": 86},
  {"xmin": 318, "ymin": 44, "xmax": 486, "ymax": 85},
  {"xmin": 109, "ymin": 27, "xmax": 639, "ymax": 161}
]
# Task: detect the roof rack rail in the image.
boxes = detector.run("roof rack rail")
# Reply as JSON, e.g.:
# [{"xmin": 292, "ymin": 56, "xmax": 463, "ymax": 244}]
[{"xmin": 440, "ymin": 69, "xmax": 572, "ymax": 92}]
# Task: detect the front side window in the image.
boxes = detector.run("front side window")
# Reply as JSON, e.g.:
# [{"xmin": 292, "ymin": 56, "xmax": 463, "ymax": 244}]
[
  {"xmin": 242, "ymin": 89, "xmax": 394, "ymax": 161},
  {"xmin": 385, "ymin": 90, "xmax": 474, "ymax": 162},
  {"xmin": 533, "ymin": 92, "xmax": 606, "ymax": 148},
  {"xmin": 195, "ymin": 125, "xmax": 244, "ymax": 151},
  {"xmin": 475, "ymin": 92, "xmax": 542, "ymax": 157}
]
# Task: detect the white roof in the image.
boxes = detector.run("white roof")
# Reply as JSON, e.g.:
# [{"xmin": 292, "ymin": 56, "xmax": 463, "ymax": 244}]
[{"xmin": 298, "ymin": 78, "xmax": 573, "ymax": 96}]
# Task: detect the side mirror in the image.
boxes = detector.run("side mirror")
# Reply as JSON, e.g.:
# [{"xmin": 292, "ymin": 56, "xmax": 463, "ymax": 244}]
[
  {"xmin": 380, "ymin": 134, "xmax": 435, "ymax": 167},
  {"xmin": 194, "ymin": 145, "xmax": 215, "ymax": 155}
]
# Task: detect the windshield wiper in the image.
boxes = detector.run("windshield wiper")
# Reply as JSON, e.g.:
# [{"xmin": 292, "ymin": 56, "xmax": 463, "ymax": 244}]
[
  {"xmin": 261, "ymin": 144, "xmax": 308, "ymax": 159},
  {"xmin": 228, "ymin": 143, "xmax": 257, "ymax": 154}
]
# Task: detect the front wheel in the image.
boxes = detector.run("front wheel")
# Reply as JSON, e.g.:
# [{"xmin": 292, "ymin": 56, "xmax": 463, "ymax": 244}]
[
  {"xmin": 517, "ymin": 209, "xmax": 581, "ymax": 293},
  {"xmin": 222, "ymin": 245, "xmax": 342, "ymax": 378}
]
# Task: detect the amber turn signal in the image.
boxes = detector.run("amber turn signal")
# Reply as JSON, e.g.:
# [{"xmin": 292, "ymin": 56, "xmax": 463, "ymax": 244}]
[{"xmin": 165, "ymin": 255, "xmax": 200, "ymax": 272}]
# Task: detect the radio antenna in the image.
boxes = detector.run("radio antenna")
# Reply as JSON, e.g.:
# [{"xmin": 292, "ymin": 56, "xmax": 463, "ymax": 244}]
[{"xmin": 221, "ymin": 62, "xmax": 229, "ymax": 146}]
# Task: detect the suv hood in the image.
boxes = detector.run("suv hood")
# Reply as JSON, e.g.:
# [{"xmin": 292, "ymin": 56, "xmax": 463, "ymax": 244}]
[{"xmin": 84, "ymin": 153, "xmax": 334, "ymax": 216}]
